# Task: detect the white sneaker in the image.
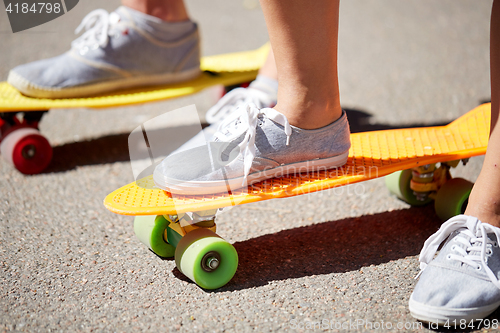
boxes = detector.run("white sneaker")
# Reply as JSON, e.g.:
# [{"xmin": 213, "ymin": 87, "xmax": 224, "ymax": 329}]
[
  {"xmin": 410, "ymin": 215, "xmax": 500, "ymax": 324},
  {"xmin": 154, "ymin": 103, "xmax": 350, "ymax": 195},
  {"xmin": 8, "ymin": 6, "xmax": 200, "ymax": 98}
]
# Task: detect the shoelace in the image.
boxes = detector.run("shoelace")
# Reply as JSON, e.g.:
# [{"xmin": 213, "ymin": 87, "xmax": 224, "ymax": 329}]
[
  {"xmin": 213, "ymin": 103, "xmax": 291, "ymax": 184},
  {"xmin": 71, "ymin": 9, "xmax": 123, "ymax": 50},
  {"xmin": 417, "ymin": 215, "xmax": 500, "ymax": 288},
  {"xmin": 205, "ymin": 87, "xmax": 275, "ymax": 124}
]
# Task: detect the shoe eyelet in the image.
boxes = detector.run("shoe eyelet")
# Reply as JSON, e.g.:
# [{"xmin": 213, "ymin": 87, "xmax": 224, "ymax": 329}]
[
  {"xmin": 476, "ymin": 265, "xmax": 482, "ymax": 271},
  {"xmin": 446, "ymin": 254, "xmax": 452, "ymax": 260},
  {"xmin": 486, "ymin": 248, "xmax": 493, "ymax": 256},
  {"xmin": 451, "ymin": 245, "xmax": 457, "ymax": 251},
  {"xmin": 494, "ymin": 241, "xmax": 498, "ymax": 247}
]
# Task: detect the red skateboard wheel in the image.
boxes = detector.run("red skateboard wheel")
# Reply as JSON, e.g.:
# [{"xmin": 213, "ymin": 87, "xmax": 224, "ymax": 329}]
[{"xmin": 0, "ymin": 127, "xmax": 53, "ymax": 174}]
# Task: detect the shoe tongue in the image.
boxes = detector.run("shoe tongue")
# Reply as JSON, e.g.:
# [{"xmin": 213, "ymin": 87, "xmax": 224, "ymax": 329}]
[
  {"xmin": 113, "ymin": 6, "xmax": 135, "ymax": 24},
  {"xmin": 249, "ymin": 75, "xmax": 278, "ymax": 102},
  {"xmin": 109, "ymin": 12, "xmax": 120, "ymax": 25},
  {"xmin": 466, "ymin": 216, "xmax": 482, "ymax": 236}
]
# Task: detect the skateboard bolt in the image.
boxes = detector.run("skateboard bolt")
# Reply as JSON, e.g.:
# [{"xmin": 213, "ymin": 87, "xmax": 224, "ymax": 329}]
[
  {"xmin": 206, "ymin": 257, "xmax": 220, "ymax": 270},
  {"xmin": 412, "ymin": 170, "xmax": 434, "ymax": 184},
  {"xmin": 22, "ymin": 144, "xmax": 36, "ymax": 159},
  {"xmin": 414, "ymin": 192, "xmax": 429, "ymax": 201},
  {"xmin": 201, "ymin": 251, "xmax": 221, "ymax": 272}
]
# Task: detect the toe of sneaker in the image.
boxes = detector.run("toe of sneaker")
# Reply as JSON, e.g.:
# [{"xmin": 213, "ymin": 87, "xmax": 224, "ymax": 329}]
[
  {"xmin": 9, "ymin": 53, "xmax": 120, "ymax": 90},
  {"xmin": 410, "ymin": 265, "xmax": 500, "ymax": 322}
]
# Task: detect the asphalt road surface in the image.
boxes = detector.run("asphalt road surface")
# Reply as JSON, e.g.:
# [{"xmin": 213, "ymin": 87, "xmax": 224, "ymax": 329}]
[{"xmin": 0, "ymin": 1, "xmax": 496, "ymax": 332}]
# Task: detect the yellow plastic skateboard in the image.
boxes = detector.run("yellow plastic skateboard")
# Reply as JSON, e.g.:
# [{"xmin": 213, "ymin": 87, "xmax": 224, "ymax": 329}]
[
  {"xmin": 104, "ymin": 103, "xmax": 490, "ymax": 289},
  {"xmin": 0, "ymin": 44, "xmax": 270, "ymax": 174}
]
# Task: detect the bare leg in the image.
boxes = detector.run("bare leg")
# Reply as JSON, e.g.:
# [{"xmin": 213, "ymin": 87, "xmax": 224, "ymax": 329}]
[
  {"xmin": 464, "ymin": 0, "xmax": 500, "ymax": 227},
  {"xmin": 121, "ymin": 0, "xmax": 189, "ymax": 22},
  {"xmin": 259, "ymin": 0, "xmax": 342, "ymax": 129},
  {"xmin": 124, "ymin": 0, "xmax": 278, "ymax": 79}
]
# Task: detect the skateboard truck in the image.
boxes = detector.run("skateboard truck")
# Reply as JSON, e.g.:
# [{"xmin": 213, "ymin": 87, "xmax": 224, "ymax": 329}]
[
  {"xmin": 410, "ymin": 160, "xmax": 469, "ymax": 202},
  {"xmin": 165, "ymin": 210, "xmax": 218, "ymax": 248}
]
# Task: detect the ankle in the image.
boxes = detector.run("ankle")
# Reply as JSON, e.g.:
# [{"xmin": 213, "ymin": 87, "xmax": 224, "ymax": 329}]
[
  {"xmin": 465, "ymin": 207, "xmax": 500, "ymax": 228},
  {"xmin": 465, "ymin": 163, "xmax": 500, "ymax": 228},
  {"xmin": 122, "ymin": 0, "xmax": 189, "ymax": 22},
  {"xmin": 465, "ymin": 189, "xmax": 500, "ymax": 227},
  {"xmin": 274, "ymin": 102, "xmax": 343, "ymax": 129},
  {"xmin": 120, "ymin": 6, "xmax": 197, "ymax": 43}
]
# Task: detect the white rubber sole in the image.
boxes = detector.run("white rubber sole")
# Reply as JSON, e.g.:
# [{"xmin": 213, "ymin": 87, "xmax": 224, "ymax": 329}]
[
  {"xmin": 8, "ymin": 67, "xmax": 201, "ymax": 99},
  {"xmin": 154, "ymin": 151, "xmax": 349, "ymax": 195},
  {"xmin": 409, "ymin": 295, "xmax": 500, "ymax": 325}
]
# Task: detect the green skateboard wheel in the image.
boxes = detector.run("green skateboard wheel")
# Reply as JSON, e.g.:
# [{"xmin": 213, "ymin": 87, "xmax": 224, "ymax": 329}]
[
  {"xmin": 434, "ymin": 178, "xmax": 473, "ymax": 221},
  {"xmin": 385, "ymin": 170, "xmax": 432, "ymax": 206},
  {"xmin": 134, "ymin": 215, "xmax": 175, "ymax": 258},
  {"xmin": 175, "ymin": 228, "xmax": 238, "ymax": 289}
]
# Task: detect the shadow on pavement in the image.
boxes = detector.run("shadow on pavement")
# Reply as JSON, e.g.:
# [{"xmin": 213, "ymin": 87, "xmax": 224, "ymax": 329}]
[
  {"xmin": 40, "ymin": 107, "xmax": 451, "ymax": 174},
  {"xmin": 169, "ymin": 201, "xmax": 500, "ymax": 329},
  {"xmin": 43, "ymin": 124, "xmax": 199, "ymax": 173},
  {"xmin": 196, "ymin": 205, "xmax": 442, "ymax": 291}
]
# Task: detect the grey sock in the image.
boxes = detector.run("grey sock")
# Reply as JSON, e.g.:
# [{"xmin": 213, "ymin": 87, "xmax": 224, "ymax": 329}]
[{"xmin": 249, "ymin": 75, "xmax": 278, "ymax": 100}]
